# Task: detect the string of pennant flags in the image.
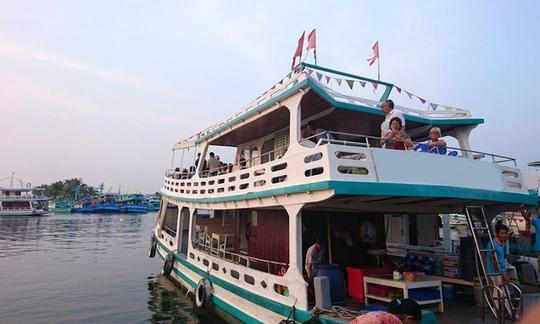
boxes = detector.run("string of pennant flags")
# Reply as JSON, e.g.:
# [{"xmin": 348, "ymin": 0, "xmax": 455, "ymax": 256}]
[{"xmin": 305, "ymin": 68, "xmax": 459, "ymax": 112}]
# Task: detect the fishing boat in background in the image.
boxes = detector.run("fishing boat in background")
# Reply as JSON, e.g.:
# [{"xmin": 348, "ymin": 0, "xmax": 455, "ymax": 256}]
[
  {"xmin": 50, "ymin": 200, "xmax": 75, "ymax": 213},
  {"xmin": 0, "ymin": 173, "xmax": 49, "ymax": 216},
  {"xmin": 116, "ymin": 194, "xmax": 148, "ymax": 213},
  {"xmin": 146, "ymin": 194, "xmax": 161, "ymax": 212},
  {"xmin": 150, "ymin": 62, "xmax": 536, "ymax": 323}
]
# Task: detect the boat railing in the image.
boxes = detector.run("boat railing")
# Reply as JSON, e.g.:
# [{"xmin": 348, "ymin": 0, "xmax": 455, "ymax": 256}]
[
  {"xmin": 0, "ymin": 195, "xmax": 39, "ymax": 200},
  {"xmin": 165, "ymin": 143, "xmax": 291, "ymax": 179},
  {"xmin": 301, "ymin": 130, "xmax": 517, "ymax": 166},
  {"xmin": 191, "ymin": 239, "xmax": 289, "ymax": 275}
]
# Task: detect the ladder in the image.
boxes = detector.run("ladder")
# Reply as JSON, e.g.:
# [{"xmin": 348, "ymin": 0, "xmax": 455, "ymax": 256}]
[
  {"xmin": 507, "ymin": 212, "xmax": 528, "ymax": 261},
  {"xmin": 464, "ymin": 206, "xmax": 521, "ymax": 322}
]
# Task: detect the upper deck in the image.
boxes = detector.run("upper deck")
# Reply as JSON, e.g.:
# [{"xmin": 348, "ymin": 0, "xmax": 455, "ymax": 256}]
[{"xmin": 161, "ymin": 64, "xmax": 534, "ymax": 211}]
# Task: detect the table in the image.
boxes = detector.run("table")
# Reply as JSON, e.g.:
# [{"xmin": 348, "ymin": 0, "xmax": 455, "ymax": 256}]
[{"xmin": 364, "ymin": 275, "xmax": 444, "ymax": 312}]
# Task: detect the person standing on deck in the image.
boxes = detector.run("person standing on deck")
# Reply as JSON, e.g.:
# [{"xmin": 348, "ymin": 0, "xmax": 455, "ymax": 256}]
[
  {"xmin": 380, "ymin": 100, "xmax": 405, "ymax": 143},
  {"xmin": 521, "ymin": 204, "xmax": 540, "ymax": 273},
  {"xmin": 207, "ymin": 152, "xmax": 220, "ymax": 176},
  {"xmin": 305, "ymin": 237, "xmax": 324, "ymax": 281},
  {"xmin": 486, "ymin": 223, "xmax": 513, "ymax": 316}
]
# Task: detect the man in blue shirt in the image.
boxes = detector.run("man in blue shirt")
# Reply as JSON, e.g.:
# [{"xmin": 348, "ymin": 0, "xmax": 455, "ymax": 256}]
[
  {"xmin": 486, "ymin": 223, "xmax": 513, "ymax": 316},
  {"xmin": 521, "ymin": 204, "xmax": 540, "ymax": 274},
  {"xmin": 486, "ymin": 223, "xmax": 509, "ymax": 281}
]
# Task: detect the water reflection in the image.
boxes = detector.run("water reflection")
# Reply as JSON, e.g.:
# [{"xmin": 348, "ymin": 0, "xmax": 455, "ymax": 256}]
[{"xmin": 0, "ymin": 213, "xmax": 221, "ymax": 323}]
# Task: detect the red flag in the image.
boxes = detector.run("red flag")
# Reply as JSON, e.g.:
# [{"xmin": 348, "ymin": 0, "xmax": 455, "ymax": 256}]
[
  {"xmin": 291, "ymin": 32, "xmax": 305, "ymax": 69},
  {"xmin": 324, "ymin": 75, "xmax": 331, "ymax": 84},
  {"xmin": 395, "ymin": 86, "xmax": 401, "ymax": 93},
  {"xmin": 306, "ymin": 29, "xmax": 316, "ymax": 50},
  {"xmin": 306, "ymin": 29, "xmax": 317, "ymax": 64},
  {"xmin": 372, "ymin": 82, "xmax": 378, "ymax": 90},
  {"xmin": 367, "ymin": 41, "xmax": 379, "ymax": 66},
  {"xmin": 418, "ymin": 97, "xmax": 426, "ymax": 104}
]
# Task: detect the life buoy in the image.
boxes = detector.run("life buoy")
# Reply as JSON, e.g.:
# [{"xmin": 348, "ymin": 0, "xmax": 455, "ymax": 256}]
[
  {"xmin": 195, "ymin": 278, "xmax": 212, "ymax": 308},
  {"xmin": 149, "ymin": 234, "xmax": 157, "ymax": 258},
  {"xmin": 162, "ymin": 253, "xmax": 175, "ymax": 276}
]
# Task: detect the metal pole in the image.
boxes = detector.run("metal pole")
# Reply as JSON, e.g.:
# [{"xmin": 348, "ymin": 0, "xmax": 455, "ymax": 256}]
[
  {"xmin": 326, "ymin": 211, "xmax": 333, "ymax": 264},
  {"xmin": 377, "ymin": 49, "xmax": 381, "ymax": 81}
]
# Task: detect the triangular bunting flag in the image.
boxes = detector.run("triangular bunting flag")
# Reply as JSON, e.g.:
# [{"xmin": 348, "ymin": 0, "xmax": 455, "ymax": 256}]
[
  {"xmin": 335, "ymin": 78, "xmax": 342, "ymax": 85},
  {"xmin": 346, "ymin": 79, "xmax": 354, "ymax": 89},
  {"xmin": 418, "ymin": 97, "xmax": 426, "ymax": 104},
  {"xmin": 324, "ymin": 75, "xmax": 331, "ymax": 84},
  {"xmin": 316, "ymin": 72, "xmax": 323, "ymax": 81},
  {"xmin": 306, "ymin": 69, "xmax": 313, "ymax": 75},
  {"xmin": 429, "ymin": 103, "xmax": 438, "ymax": 111},
  {"xmin": 372, "ymin": 82, "xmax": 378, "ymax": 90},
  {"xmin": 359, "ymin": 81, "xmax": 366, "ymax": 88},
  {"xmin": 405, "ymin": 91, "xmax": 413, "ymax": 99},
  {"xmin": 395, "ymin": 86, "xmax": 401, "ymax": 93}
]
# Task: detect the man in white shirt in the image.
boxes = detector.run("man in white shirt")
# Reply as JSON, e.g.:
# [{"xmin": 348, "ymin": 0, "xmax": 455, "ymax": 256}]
[
  {"xmin": 207, "ymin": 152, "xmax": 220, "ymax": 176},
  {"xmin": 380, "ymin": 99, "xmax": 405, "ymax": 139}
]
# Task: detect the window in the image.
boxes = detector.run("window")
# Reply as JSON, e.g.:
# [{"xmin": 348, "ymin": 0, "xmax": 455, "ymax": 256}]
[{"xmin": 162, "ymin": 205, "xmax": 178, "ymax": 237}]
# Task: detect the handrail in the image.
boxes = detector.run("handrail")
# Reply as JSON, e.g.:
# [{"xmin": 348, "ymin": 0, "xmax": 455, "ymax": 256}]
[
  {"xmin": 192, "ymin": 239, "xmax": 288, "ymax": 275},
  {"xmin": 301, "ymin": 130, "xmax": 517, "ymax": 166},
  {"xmin": 166, "ymin": 143, "xmax": 291, "ymax": 179}
]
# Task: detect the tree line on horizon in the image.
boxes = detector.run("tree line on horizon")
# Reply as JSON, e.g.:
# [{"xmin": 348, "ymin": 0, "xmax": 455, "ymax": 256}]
[{"xmin": 37, "ymin": 178, "xmax": 98, "ymax": 201}]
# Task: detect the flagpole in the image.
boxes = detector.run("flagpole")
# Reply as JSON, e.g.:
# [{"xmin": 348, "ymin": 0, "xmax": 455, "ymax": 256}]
[{"xmin": 377, "ymin": 45, "xmax": 380, "ymax": 81}]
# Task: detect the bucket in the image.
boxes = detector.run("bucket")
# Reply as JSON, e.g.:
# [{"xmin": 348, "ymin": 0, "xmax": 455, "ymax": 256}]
[
  {"xmin": 442, "ymin": 284, "xmax": 454, "ymax": 299},
  {"xmin": 473, "ymin": 277, "xmax": 483, "ymax": 307}
]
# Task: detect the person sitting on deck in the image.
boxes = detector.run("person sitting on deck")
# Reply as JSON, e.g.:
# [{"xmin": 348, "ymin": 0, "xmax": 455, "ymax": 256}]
[
  {"xmin": 427, "ymin": 127, "xmax": 447, "ymax": 153},
  {"xmin": 207, "ymin": 152, "xmax": 220, "ymax": 176},
  {"xmin": 380, "ymin": 99, "xmax": 405, "ymax": 138},
  {"xmin": 173, "ymin": 167, "xmax": 181, "ymax": 179},
  {"xmin": 305, "ymin": 121, "xmax": 334, "ymax": 144},
  {"xmin": 305, "ymin": 237, "xmax": 325, "ymax": 282},
  {"xmin": 180, "ymin": 168, "xmax": 189, "ymax": 179},
  {"xmin": 380, "ymin": 117, "xmax": 413, "ymax": 150}
]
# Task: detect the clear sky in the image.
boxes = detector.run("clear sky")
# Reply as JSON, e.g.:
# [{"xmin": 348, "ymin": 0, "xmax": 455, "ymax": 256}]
[{"xmin": 1, "ymin": 1, "xmax": 539, "ymax": 192}]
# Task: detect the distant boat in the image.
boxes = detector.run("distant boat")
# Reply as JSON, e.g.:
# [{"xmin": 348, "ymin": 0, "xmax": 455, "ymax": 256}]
[
  {"xmin": 50, "ymin": 200, "xmax": 74, "ymax": 213},
  {"xmin": 0, "ymin": 173, "xmax": 49, "ymax": 216},
  {"xmin": 116, "ymin": 194, "xmax": 148, "ymax": 213},
  {"xmin": 145, "ymin": 195, "xmax": 160, "ymax": 212},
  {"xmin": 72, "ymin": 194, "xmax": 119, "ymax": 213}
]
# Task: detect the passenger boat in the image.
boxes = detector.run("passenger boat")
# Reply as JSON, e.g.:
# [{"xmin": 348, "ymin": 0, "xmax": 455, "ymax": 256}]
[
  {"xmin": 0, "ymin": 174, "xmax": 49, "ymax": 216},
  {"xmin": 150, "ymin": 63, "xmax": 536, "ymax": 323}
]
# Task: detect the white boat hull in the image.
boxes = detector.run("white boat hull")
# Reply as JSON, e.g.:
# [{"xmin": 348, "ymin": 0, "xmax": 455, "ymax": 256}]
[{"xmin": 0, "ymin": 209, "xmax": 48, "ymax": 216}]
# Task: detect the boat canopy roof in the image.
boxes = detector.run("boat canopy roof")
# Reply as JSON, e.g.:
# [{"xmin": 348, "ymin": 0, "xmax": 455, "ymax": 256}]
[{"xmin": 172, "ymin": 63, "xmax": 484, "ymax": 150}]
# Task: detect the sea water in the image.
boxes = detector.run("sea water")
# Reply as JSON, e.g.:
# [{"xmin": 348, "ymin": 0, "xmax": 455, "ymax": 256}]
[{"xmin": 0, "ymin": 213, "xmax": 224, "ymax": 324}]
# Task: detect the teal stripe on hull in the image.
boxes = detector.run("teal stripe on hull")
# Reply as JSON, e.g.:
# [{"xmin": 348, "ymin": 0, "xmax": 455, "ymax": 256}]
[
  {"xmin": 156, "ymin": 245, "xmax": 263, "ymax": 323},
  {"xmin": 155, "ymin": 240, "xmax": 317, "ymax": 323},
  {"xmin": 162, "ymin": 180, "xmax": 536, "ymax": 206}
]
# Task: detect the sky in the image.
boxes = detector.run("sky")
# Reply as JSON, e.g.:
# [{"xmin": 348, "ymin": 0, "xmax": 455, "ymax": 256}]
[{"xmin": 1, "ymin": 1, "xmax": 539, "ymax": 193}]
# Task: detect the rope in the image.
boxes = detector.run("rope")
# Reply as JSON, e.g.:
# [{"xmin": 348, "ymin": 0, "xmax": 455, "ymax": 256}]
[{"xmin": 311, "ymin": 305, "xmax": 366, "ymax": 320}]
